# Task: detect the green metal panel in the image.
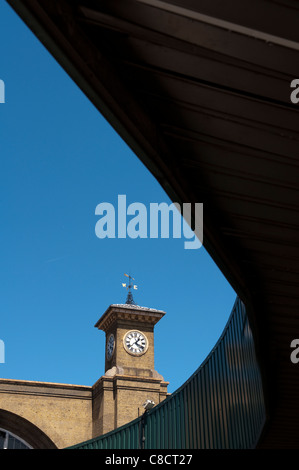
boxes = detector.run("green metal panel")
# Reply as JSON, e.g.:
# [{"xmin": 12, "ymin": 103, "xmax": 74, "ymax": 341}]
[{"xmin": 67, "ymin": 297, "xmax": 266, "ymax": 449}]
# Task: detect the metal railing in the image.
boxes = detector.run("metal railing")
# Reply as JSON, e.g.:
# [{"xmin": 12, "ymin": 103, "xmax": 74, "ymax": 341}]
[{"xmin": 68, "ymin": 297, "xmax": 266, "ymax": 449}]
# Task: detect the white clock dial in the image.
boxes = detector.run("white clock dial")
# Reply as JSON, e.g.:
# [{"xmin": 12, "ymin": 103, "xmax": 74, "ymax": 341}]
[
  {"xmin": 123, "ymin": 330, "xmax": 148, "ymax": 356},
  {"xmin": 106, "ymin": 333, "xmax": 115, "ymax": 360}
]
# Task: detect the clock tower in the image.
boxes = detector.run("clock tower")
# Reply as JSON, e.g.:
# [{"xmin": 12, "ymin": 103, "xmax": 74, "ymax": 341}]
[{"xmin": 92, "ymin": 284, "xmax": 169, "ymax": 436}]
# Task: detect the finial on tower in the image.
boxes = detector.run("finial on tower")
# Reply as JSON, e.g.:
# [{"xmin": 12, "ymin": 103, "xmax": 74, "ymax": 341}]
[{"xmin": 122, "ymin": 273, "xmax": 138, "ymax": 305}]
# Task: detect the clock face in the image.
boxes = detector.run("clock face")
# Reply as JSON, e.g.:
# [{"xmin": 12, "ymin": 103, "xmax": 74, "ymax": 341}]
[
  {"xmin": 106, "ymin": 333, "xmax": 115, "ymax": 360},
  {"xmin": 123, "ymin": 330, "xmax": 148, "ymax": 356}
]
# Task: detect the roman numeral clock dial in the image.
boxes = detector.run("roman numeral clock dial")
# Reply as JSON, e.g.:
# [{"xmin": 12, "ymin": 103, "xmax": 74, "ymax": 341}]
[
  {"xmin": 106, "ymin": 333, "xmax": 115, "ymax": 360},
  {"xmin": 123, "ymin": 330, "xmax": 148, "ymax": 356}
]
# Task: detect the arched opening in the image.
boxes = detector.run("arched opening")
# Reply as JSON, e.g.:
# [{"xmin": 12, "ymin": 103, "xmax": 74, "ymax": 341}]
[
  {"xmin": 0, "ymin": 410, "xmax": 57, "ymax": 449},
  {"xmin": 0, "ymin": 428, "xmax": 32, "ymax": 449}
]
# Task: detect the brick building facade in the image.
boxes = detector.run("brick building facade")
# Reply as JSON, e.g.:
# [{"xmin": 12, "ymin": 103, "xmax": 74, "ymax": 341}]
[{"xmin": 0, "ymin": 303, "xmax": 169, "ymax": 449}]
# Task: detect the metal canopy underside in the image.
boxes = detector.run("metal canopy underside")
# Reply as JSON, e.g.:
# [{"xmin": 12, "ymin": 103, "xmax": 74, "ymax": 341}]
[{"xmin": 7, "ymin": 0, "xmax": 299, "ymax": 448}]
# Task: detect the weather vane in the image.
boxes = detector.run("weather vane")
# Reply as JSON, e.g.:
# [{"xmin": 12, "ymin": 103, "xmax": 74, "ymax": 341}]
[{"xmin": 122, "ymin": 273, "xmax": 138, "ymax": 305}]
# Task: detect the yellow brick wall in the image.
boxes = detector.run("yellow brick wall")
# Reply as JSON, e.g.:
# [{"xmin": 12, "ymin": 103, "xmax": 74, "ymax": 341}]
[{"xmin": 0, "ymin": 379, "xmax": 92, "ymax": 448}]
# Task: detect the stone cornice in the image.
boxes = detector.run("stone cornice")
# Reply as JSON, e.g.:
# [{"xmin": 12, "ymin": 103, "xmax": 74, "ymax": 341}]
[
  {"xmin": 94, "ymin": 304, "xmax": 166, "ymax": 332},
  {"xmin": 0, "ymin": 378, "xmax": 92, "ymax": 399}
]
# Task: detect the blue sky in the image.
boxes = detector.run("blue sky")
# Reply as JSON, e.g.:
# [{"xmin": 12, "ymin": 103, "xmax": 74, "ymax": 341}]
[{"xmin": 0, "ymin": 1, "xmax": 236, "ymax": 393}]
